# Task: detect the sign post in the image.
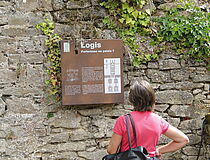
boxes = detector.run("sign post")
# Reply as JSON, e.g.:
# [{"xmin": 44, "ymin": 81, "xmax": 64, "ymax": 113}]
[{"xmin": 61, "ymin": 39, "xmax": 124, "ymax": 105}]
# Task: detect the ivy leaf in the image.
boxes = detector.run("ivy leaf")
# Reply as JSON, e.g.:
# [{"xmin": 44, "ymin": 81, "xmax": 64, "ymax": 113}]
[
  {"xmin": 127, "ymin": 6, "xmax": 134, "ymax": 14},
  {"xmin": 119, "ymin": 18, "xmax": 125, "ymax": 23},
  {"xmin": 49, "ymin": 89, "xmax": 58, "ymax": 95},
  {"xmin": 145, "ymin": 9, "xmax": 151, "ymax": 15},
  {"xmin": 145, "ymin": 54, "xmax": 151, "ymax": 61},
  {"xmin": 132, "ymin": 56, "xmax": 140, "ymax": 67},
  {"xmin": 125, "ymin": 16, "xmax": 134, "ymax": 25},
  {"xmin": 47, "ymin": 112, "xmax": 54, "ymax": 119},
  {"xmin": 132, "ymin": 10, "xmax": 139, "ymax": 20},
  {"xmin": 122, "ymin": 3, "xmax": 129, "ymax": 11}
]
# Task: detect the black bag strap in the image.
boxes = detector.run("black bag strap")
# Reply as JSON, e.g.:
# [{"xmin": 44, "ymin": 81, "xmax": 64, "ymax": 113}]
[
  {"xmin": 125, "ymin": 115, "xmax": 132, "ymax": 149},
  {"xmin": 128, "ymin": 114, "xmax": 138, "ymax": 147},
  {"xmin": 196, "ymin": 118, "xmax": 207, "ymax": 160}
]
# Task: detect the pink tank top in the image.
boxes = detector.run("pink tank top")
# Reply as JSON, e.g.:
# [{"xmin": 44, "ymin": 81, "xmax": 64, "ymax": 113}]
[{"xmin": 113, "ymin": 111, "xmax": 169, "ymax": 157}]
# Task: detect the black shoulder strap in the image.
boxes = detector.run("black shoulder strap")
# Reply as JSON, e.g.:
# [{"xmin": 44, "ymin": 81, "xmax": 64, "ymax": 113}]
[
  {"xmin": 196, "ymin": 118, "xmax": 206, "ymax": 160},
  {"xmin": 128, "ymin": 114, "xmax": 138, "ymax": 147},
  {"xmin": 125, "ymin": 115, "xmax": 132, "ymax": 149}
]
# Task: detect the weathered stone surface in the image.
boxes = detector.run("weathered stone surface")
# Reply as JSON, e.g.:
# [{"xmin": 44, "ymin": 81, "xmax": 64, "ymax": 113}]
[
  {"xmin": 168, "ymin": 105, "xmax": 193, "ymax": 117},
  {"xmin": 69, "ymin": 129, "xmax": 93, "ymax": 140},
  {"xmin": 0, "ymin": 98, "xmax": 6, "ymax": 116},
  {"xmin": 0, "ymin": 69, "xmax": 17, "ymax": 83},
  {"xmin": 180, "ymin": 119, "xmax": 203, "ymax": 130},
  {"xmin": 101, "ymin": 29, "xmax": 117, "ymax": 39},
  {"xmin": 156, "ymin": 90, "xmax": 193, "ymax": 104},
  {"xmin": 159, "ymin": 59, "xmax": 181, "ymax": 70},
  {"xmin": 50, "ymin": 111, "xmax": 81, "ymax": 129},
  {"xmin": 78, "ymin": 108, "xmax": 102, "ymax": 116},
  {"xmin": 20, "ymin": 53, "xmax": 44, "ymax": 64},
  {"xmin": 36, "ymin": 144, "xmax": 58, "ymax": 153},
  {"xmin": 193, "ymin": 89, "xmax": 202, "ymax": 95},
  {"xmin": 102, "ymin": 108, "xmax": 129, "ymax": 117},
  {"xmin": 26, "ymin": 65, "xmax": 44, "ymax": 87},
  {"xmin": 8, "ymin": 14, "xmax": 28, "ymax": 26},
  {"xmin": 66, "ymin": 0, "xmax": 91, "ymax": 9},
  {"xmin": 192, "ymin": 74, "xmax": 210, "ymax": 82},
  {"xmin": 1, "ymin": 26, "xmax": 28, "ymax": 37},
  {"xmin": 39, "ymin": 0, "xmax": 53, "ymax": 11},
  {"xmin": 166, "ymin": 117, "xmax": 180, "ymax": 127},
  {"xmin": 204, "ymin": 84, "xmax": 209, "ymax": 91},
  {"xmin": 78, "ymin": 150, "xmax": 107, "ymax": 160},
  {"xmin": 0, "ymin": 139, "xmax": 7, "ymax": 153},
  {"xmin": 194, "ymin": 94, "xmax": 206, "ymax": 101},
  {"xmin": 160, "ymin": 82, "xmax": 203, "ymax": 90},
  {"xmin": 54, "ymin": 7, "xmax": 106, "ymax": 23},
  {"xmin": 0, "ymin": 16, "xmax": 8, "ymax": 25},
  {"xmin": 58, "ymin": 141, "xmax": 86, "ymax": 151},
  {"xmin": 187, "ymin": 134, "xmax": 201, "ymax": 145},
  {"xmin": 49, "ymin": 132, "xmax": 69, "ymax": 143},
  {"xmin": 54, "ymin": 23, "xmax": 82, "ymax": 38},
  {"xmin": 0, "ymin": 37, "xmax": 17, "ymax": 53},
  {"xmin": 0, "ymin": 1, "xmax": 13, "ymax": 7},
  {"xmin": 0, "ymin": 5, "xmax": 13, "ymax": 16},
  {"xmin": 34, "ymin": 128, "xmax": 46, "ymax": 137},
  {"xmin": 51, "ymin": 151, "xmax": 79, "ymax": 159},
  {"xmin": 0, "ymin": 53, "xmax": 8, "ymax": 68},
  {"xmin": 2, "ymin": 87, "xmax": 43, "ymax": 97},
  {"xmin": 14, "ymin": 0, "xmax": 39, "ymax": 12},
  {"xmin": 17, "ymin": 37, "xmax": 47, "ymax": 53},
  {"xmin": 147, "ymin": 69, "xmax": 172, "ymax": 82},
  {"xmin": 52, "ymin": 0, "xmax": 65, "ymax": 10},
  {"xmin": 148, "ymin": 62, "xmax": 159, "ymax": 69},
  {"xmin": 158, "ymin": 2, "xmax": 181, "ymax": 10},
  {"xmin": 171, "ymin": 69, "xmax": 190, "ymax": 81},
  {"xmin": 92, "ymin": 116, "xmax": 115, "ymax": 138},
  {"xmin": 155, "ymin": 104, "xmax": 169, "ymax": 112}
]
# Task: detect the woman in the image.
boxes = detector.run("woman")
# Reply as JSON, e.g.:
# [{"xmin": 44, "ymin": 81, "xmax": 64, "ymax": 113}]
[{"xmin": 107, "ymin": 80, "xmax": 189, "ymax": 159}]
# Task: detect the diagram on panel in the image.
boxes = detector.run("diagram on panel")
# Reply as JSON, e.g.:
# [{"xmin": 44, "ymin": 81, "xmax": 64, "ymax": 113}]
[{"xmin": 104, "ymin": 58, "xmax": 121, "ymax": 94}]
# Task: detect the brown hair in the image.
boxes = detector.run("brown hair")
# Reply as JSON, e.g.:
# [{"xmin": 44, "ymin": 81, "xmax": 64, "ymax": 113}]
[{"xmin": 128, "ymin": 80, "xmax": 155, "ymax": 112}]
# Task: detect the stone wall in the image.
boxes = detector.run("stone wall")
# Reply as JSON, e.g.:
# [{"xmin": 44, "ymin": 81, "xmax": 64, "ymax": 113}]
[{"xmin": 0, "ymin": 0, "xmax": 209, "ymax": 160}]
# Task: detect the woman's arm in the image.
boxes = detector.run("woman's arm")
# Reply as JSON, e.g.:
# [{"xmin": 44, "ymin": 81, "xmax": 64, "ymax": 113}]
[
  {"xmin": 156, "ymin": 125, "xmax": 189, "ymax": 155},
  {"xmin": 107, "ymin": 133, "xmax": 122, "ymax": 154}
]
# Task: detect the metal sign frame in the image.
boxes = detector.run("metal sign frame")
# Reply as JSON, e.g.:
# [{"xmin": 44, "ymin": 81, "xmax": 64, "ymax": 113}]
[{"xmin": 61, "ymin": 39, "xmax": 124, "ymax": 105}]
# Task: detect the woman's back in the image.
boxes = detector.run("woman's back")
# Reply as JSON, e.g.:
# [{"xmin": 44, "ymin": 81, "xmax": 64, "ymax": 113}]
[
  {"xmin": 106, "ymin": 80, "xmax": 189, "ymax": 159},
  {"xmin": 113, "ymin": 111, "xmax": 169, "ymax": 157}
]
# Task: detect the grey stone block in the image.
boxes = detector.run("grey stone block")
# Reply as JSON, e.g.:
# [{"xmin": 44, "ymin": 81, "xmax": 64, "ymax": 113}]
[
  {"xmin": 156, "ymin": 90, "xmax": 193, "ymax": 104},
  {"xmin": 66, "ymin": 0, "xmax": 91, "ymax": 9},
  {"xmin": 147, "ymin": 69, "xmax": 172, "ymax": 82},
  {"xmin": 168, "ymin": 105, "xmax": 193, "ymax": 117},
  {"xmin": 159, "ymin": 59, "xmax": 181, "ymax": 70}
]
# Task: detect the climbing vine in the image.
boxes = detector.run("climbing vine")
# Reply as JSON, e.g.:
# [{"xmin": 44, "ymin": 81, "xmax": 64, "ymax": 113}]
[
  {"xmin": 36, "ymin": 18, "xmax": 62, "ymax": 100},
  {"xmin": 100, "ymin": 0, "xmax": 159, "ymax": 66},
  {"xmin": 154, "ymin": 3, "xmax": 210, "ymax": 67},
  {"xmin": 101, "ymin": 0, "xmax": 210, "ymax": 68}
]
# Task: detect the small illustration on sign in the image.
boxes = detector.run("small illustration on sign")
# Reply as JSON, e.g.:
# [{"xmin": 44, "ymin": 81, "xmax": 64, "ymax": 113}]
[{"xmin": 63, "ymin": 42, "xmax": 70, "ymax": 52}]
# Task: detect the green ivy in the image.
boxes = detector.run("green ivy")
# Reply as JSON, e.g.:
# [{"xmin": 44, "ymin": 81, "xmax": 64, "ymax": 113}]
[
  {"xmin": 36, "ymin": 18, "xmax": 62, "ymax": 100},
  {"xmin": 101, "ymin": 0, "xmax": 209, "ymax": 68},
  {"xmin": 100, "ymin": 0, "xmax": 159, "ymax": 67},
  {"xmin": 154, "ymin": 6, "xmax": 210, "ymax": 66},
  {"xmin": 47, "ymin": 112, "xmax": 54, "ymax": 119}
]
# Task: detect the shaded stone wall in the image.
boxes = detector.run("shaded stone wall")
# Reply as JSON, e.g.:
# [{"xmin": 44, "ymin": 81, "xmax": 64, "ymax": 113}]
[{"xmin": 0, "ymin": 0, "xmax": 209, "ymax": 160}]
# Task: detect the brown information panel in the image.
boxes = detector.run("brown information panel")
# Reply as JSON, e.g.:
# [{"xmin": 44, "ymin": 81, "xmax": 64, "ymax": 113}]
[{"xmin": 61, "ymin": 39, "xmax": 124, "ymax": 105}]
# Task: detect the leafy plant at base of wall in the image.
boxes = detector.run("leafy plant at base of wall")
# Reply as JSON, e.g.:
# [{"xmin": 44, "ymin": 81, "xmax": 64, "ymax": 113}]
[
  {"xmin": 47, "ymin": 112, "xmax": 54, "ymax": 119},
  {"xmin": 100, "ymin": 0, "xmax": 159, "ymax": 67},
  {"xmin": 153, "ymin": 5, "xmax": 210, "ymax": 68},
  {"xmin": 36, "ymin": 18, "xmax": 62, "ymax": 100}
]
